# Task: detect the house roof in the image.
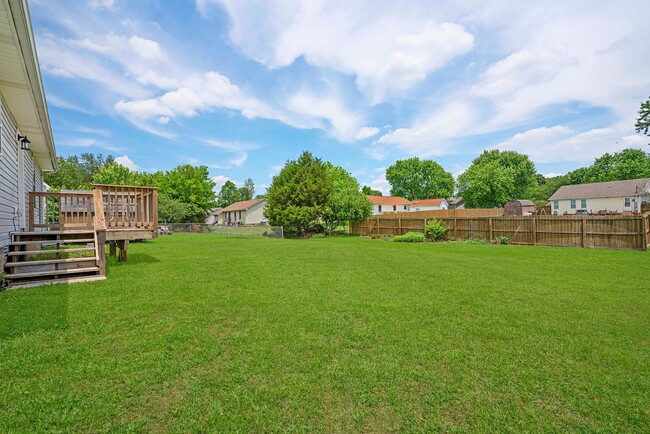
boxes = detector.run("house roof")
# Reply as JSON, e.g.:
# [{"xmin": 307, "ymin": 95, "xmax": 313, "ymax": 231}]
[
  {"xmin": 0, "ymin": 0, "xmax": 57, "ymax": 171},
  {"xmin": 505, "ymin": 200, "xmax": 535, "ymax": 206},
  {"xmin": 412, "ymin": 198, "xmax": 446, "ymax": 207},
  {"xmin": 220, "ymin": 198, "xmax": 266, "ymax": 212},
  {"xmin": 549, "ymin": 178, "xmax": 650, "ymax": 200},
  {"xmin": 447, "ymin": 197, "xmax": 464, "ymax": 205},
  {"xmin": 367, "ymin": 195, "xmax": 412, "ymax": 205}
]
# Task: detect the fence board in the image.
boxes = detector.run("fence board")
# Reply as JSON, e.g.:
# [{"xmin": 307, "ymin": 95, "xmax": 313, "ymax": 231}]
[{"xmin": 351, "ymin": 215, "xmax": 648, "ymax": 251}]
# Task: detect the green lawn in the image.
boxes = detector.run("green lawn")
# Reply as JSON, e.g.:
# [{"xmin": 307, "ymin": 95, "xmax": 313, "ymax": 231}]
[{"xmin": 1, "ymin": 235, "xmax": 649, "ymax": 432}]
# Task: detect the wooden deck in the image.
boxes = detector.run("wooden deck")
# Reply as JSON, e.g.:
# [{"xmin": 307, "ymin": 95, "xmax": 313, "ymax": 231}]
[{"xmin": 8, "ymin": 185, "xmax": 160, "ymax": 287}]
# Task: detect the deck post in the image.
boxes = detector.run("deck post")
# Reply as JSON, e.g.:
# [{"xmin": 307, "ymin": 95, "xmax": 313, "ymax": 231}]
[
  {"xmin": 152, "ymin": 189, "xmax": 159, "ymax": 238},
  {"xmin": 96, "ymin": 229, "xmax": 106, "ymax": 276},
  {"xmin": 28, "ymin": 193, "xmax": 35, "ymax": 231},
  {"xmin": 117, "ymin": 239, "xmax": 129, "ymax": 262},
  {"xmin": 109, "ymin": 241, "xmax": 117, "ymax": 257}
]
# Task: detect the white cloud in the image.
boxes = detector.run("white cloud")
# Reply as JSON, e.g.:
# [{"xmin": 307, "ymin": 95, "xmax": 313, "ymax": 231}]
[
  {"xmin": 115, "ymin": 155, "xmax": 140, "ymax": 171},
  {"xmin": 367, "ymin": 171, "xmax": 391, "ymax": 196},
  {"xmin": 373, "ymin": 100, "xmax": 477, "ymax": 158},
  {"xmin": 496, "ymin": 125, "xmax": 647, "ymax": 163},
  {"xmin": 543, "ymin": 172, "xmax": 565, "ymax": 178},
  {"xmin": 228, "ymin": 153, "xmax": 248, "ymax": 167},
  {"xmin": 87, "ymin": 0, "xmax": 115, "ymax": 9},
  {"xmin": 285, "ymin": 91, "xmax": 363, "ymax": 141},
  {"xmin": 212, "ymin": 175, "xmax": 230, "ymax": 187},
  {"xmin": 471, "ymin": 47, "xmax": 577, "ymax": 99},
  {"xmin": 203, "ymin": 0, "xmax": 473, "ymax": 102},
  {"xmin": 354, "ymin": 126, "xmax": 380, "ymax": 140},
  {"xmin": 59, "ymin": 137, "xmax": 124, "ymax": 153}
]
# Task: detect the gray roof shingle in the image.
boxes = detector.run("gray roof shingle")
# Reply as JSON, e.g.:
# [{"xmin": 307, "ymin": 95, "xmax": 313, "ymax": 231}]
[{"xmin": 549, "ymin": 178, "xmax": 650, "ymax": 200}]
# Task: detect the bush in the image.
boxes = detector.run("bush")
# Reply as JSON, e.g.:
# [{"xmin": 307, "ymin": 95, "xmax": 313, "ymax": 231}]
[
  {"xmin": 311, "ymin": 233, "xmax": 326, "ymax": 239},
  {"xmin": 494, "ymin": 236, "xmax": 510, "ymax": 245},
  {"xmin": 393, "ymin": 232, "xmax": 426, "ymax": 243},
  {"xmin": 424, "ymin": 219, "xmax": 448, "ymax": 241}
]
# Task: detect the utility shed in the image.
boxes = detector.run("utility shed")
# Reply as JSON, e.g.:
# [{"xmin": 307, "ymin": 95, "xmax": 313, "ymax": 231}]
[{"xmin": 504, "ymin": 200, "xmax": 536, "ymax": 216}]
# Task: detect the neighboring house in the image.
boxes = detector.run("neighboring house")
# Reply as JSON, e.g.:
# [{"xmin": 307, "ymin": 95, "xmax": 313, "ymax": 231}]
[
  {"xmin": 411, "ymin": 198, "xmax": 448, "ymax": 211},
  {"xmin": 549, "ymin": 178, "xmax": 650, "ymax": 214},
  {"xmin": 218, "ymin": 199, "xmax": 268, "ymax": 225},
  {"xmin": 367, "ymin": 196, "xmax": 412, "ymax": 215},
  {"xmin": 205, "ymin": 207, "xmax": 222, "ymax": 225},
  {"xmin": 0, "ymin": 0, "xmax": 56, "ymax": 251},
  {"xmin": 447, "ymin": 197, "xmax": 465, "ymax": 209}
]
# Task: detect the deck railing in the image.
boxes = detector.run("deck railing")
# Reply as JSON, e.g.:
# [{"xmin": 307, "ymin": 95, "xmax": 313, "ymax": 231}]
[{"xmin": 29, "ymin": 184, "xmax": 158, "ymax": 233}]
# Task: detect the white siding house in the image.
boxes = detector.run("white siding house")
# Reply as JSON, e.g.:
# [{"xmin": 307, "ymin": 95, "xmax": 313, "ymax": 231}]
[
  {"xmin": 549, "ymin": 178, "xmax": 650, "ymax": 215},
  {"xmin": 0, "ymin": 0, "xmax": 57, "ymax": 251},
  {"xmin": 411, "ymin": 198, "xmax": 448, "ymax": 211},
  {"xmin": 218, "ymin": 199, "xmax": 268, "ymax": 225}
]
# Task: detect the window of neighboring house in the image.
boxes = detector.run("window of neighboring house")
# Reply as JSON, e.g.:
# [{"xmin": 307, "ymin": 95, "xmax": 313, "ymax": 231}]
[
  {"xmin": 581, "ymin": 199, "xmax": 587, "ymax": 209},
  {"xmin": 553, "ymin": 200, "xmax": 559, "ymax": 210},
  {"xmin": 403, "ymin": 205, "xmax": 407, "ymax": 210},
  {"xmin": 624, "ymin": 197, "xmax": 631, "ymax": 208},
  {"xmin": 378, "ymin": 205, "xmax": 382, "ymax": 213},
  {"xmin": 392, "ymin": 205, "xmax": 396, "ymax": 211},
  {"xmin": 570, "ymin": 199, "xmax": 576, "ymax": 209}
]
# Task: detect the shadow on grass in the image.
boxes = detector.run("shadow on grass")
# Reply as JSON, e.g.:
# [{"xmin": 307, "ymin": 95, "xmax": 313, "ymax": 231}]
[
  {"xmin": 106, "ymin": 253, "xmax": 161, "ymax": 267},
  {"xmin": 0, "ymin": 284, "xmax": 68, "ymax": 340}
]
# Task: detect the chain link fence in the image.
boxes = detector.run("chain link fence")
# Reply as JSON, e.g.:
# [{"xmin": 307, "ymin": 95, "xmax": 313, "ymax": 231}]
[{"xmin": 160, "ymin": 224, "xmax": 283, "ymax": 238}]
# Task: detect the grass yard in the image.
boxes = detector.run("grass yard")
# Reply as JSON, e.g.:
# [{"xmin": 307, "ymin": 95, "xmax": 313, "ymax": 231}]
[{"xmin": 1, "ymin": 235, "xmax": 649, "ymax": 432}]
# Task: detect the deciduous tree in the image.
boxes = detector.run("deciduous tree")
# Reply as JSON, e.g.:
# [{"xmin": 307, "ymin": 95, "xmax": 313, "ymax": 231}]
[
  {"xmin": 386, "ymin": 157, "xmax": 454, "ymax": 200},
  {"xmin": 322, "ymin": 164, "xmax": 372, "ymax": 233}
]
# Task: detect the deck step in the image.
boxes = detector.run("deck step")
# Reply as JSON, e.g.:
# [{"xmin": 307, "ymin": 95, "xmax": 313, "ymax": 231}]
[
  {"xmin": 5, "ymin": 267, "xmax": 100, "ymax": 280},
  {"xmin": 7, "ymin": 247, "xmax": 95, "ymax": 256},
  {"xmin": 11, "ymin": 230, "xmax": 94, "ymax": 236},
  {"xmin": 9, "ymin": 238, "xmax": 95, "ymax": 246},
  {"xmin": 4, "ymin": 257, "xmax": 97, "ymax": 267},
  {"xmin": 8, "ymin": 275, "xmax": 106, "ymax": 289}
]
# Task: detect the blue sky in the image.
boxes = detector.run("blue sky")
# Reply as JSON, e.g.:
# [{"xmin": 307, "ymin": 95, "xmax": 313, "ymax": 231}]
[{"xmin": 31, "ymin": 0, "xmax": 650, "ymax": 195}]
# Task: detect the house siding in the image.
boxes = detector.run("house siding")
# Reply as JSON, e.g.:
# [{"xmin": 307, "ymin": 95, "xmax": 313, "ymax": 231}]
[
  {"xmin": 552, "ymin": 196, "xmax": 648, "ymax": 215},
  {"xmin": 372, "ymin": 204, "xmax": 410, "ymax": 215},
  {"xmin": 244, "ymin": 201, "xmax": 267, "ymax": 224},
  {"xmin": 0, "ymin": 96, "xmax": 45, "ymax": 250},
  {"xmin": 1, "ymin": 96, "xmax": 20, "ymax": 250}
]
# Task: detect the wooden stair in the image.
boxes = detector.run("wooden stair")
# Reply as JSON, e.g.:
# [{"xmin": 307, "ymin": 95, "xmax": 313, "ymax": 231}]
[{"xmin": 4, "ymin": 230, "xmax": 106, "ymax": 289}]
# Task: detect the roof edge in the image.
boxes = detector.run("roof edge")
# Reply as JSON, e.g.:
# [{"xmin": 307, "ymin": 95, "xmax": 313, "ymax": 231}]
[{"xmin": 8, "ymin": 0, "xmax": 57, "ymax": 172}]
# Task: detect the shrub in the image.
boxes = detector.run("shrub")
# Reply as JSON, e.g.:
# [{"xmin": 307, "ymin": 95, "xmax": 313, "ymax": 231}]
[
  {"xmin": 424, "ymin": 219, "xmax": 448, "ymax": 241},
  {"xmin": 0, "ymin": 271, "xmax": 7, "ymax": 291},
  {"xmin": 393, "ymin": 232, "xmax": 426, "ymax": 243},
  {"xmin": 494, "ymin": 236, "xmax": 510, "ymax": 245},
  {"xmin": 311, "ymin": 233, "xmax": 326, "ymax": 239}
]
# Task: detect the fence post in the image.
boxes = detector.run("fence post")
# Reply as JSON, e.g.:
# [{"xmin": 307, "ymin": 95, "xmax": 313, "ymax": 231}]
[
  {"xmin": 488, "ymin": 218, "xmax": 493, "ymax": 242},
  {"xmin": 454, "ymin": 218, "xmax": 458, "ymax": 238},
  {"xmin": 424, "ymin": 218, "xmax": 428, "ymax": 235},
  {"xmin": 531, "ymin": 217, "xmax": 537, "ymax": 245},
  {"xmin": 398, "ymin": 218, "xmax": 402, "ymax": 235},
  {"xmin": 641, "ymin": 215, "xmax": 650, "ymax": 250},
  {"xmin": 376, "ymin": 217, "xmax": 379, "ymax": 235},
  {"xmin": 581, "ymin": 217, "xmax": 587, "ymax": 248}
]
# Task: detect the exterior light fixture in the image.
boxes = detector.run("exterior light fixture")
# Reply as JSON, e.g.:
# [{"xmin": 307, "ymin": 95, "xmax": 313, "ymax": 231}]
[{"xmin": 17, "ymin": 134, "xmax": 30, "ymax": 151}]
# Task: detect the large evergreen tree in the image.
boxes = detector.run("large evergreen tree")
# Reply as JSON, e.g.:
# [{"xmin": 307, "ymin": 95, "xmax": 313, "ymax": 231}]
[{"xmin": 265, "ymin": 151, "xmax": 333, "ymax": 236}]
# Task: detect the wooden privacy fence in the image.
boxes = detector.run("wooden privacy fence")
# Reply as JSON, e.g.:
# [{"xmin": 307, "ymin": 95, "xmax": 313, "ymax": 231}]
[
  {"xmin": 351, "ymin": 213, "xmax": 650, "ymax": 251},
  {"xmin": 380, "ymin": 208, "xmax": 504, "ymax": 219}
]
